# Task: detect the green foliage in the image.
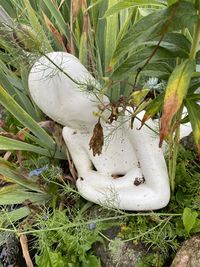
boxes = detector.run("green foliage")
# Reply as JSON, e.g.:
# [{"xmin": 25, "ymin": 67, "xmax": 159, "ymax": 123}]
[
  {"xmin": 34, "ymin": 208, "xmax": 104, "ymax": 266},
  {"xmin": 0, "ymin": 146, "xmax": 198, "ymax": 267},
  {"xmin": 0, "ymin": 85, "xmax": 66, "ymax": 159},
  {"xmin": 111, "ymin": 1, "xmax": 197, "ymax": 67},
  {"xmin": 36, "ymin": 249, "xmax": 66, "ymax": 267},
  {"xmin": 182, "ymin": 207, "xmax": 198, "ymax": 235},
  {"xmin": 9, "ymin": 145, "xmax": 195, "ymax": 267},
  {"xmin": 103, "ymin": 0, "xmax": 166, "ymax": 17},
  {"xmin": 135, "ymin": 253, "xmax": 165, "ymax": 267},
  {"xmin": 0, "ymin": 0, "xmax": 200, "ymax": 157},
  {"xmin": 185, "ymin": 99, "xmax": 200, "ymax": 156},
  {"xmin": 119, "ymin": 146, "xmax": 200, "ymax": 266},
  {"xmin": 0, "ymin": 1, "xmax": 200, "ymax": 266},
  {"xmin": 160, "ymin": 59, "xmax": 195, "ymax": 146},
  {"xmin": 0, "ymin": 157, "xmax": 51, "ymax": 205},
  {"xmin": 0, "ymin": 207, "xmax": 30, "ymax": 225}
]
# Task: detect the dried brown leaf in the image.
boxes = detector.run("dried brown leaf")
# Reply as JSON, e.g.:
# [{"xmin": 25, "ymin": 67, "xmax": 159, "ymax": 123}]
[
  {"xmin": 159, "ymin": 59, "xmax": 195, "ymax": 147},
  {"xmin": 17, "ymin": 127, "xmax": 29, "ymax": 141},
  {"xmin": 43, "ymin": 12, "xmax": 67, "ymax": 51},
  {"xmin": 0, "ymin": 132, "xmax": 21, "ymax": 141},
  {"xmin": 107, "ymin": 104, "xmax": 119, "ymax": 124},
  {"xmin": 89, "ymin": 118, "xmax": 104, "ymax": 156},
  {"xmin": 72, "ymin": 0, "xmax": 81, "ymax": 23},
  {"xmin": 81, "ymin": 0, "xmax": 88, "ymax": 33},
  {"xmin": 3, "ymin": 151, "xmax": 12, "ymax": 161},
  {"xmin": 159, "ymin": 92, "xmax": 178, "ymax": 147}
]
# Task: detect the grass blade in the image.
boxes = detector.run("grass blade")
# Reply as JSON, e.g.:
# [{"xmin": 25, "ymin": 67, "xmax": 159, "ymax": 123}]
[
  {"xmin": 0, "ymin": 85, "xmax": 56, "ymax": 150},
  {"xmin": 185, "ymin": 99, "xmax": 200, "ymax": 158},
  {"xmin": 104, "ymin": 0, "xmax": 166, "ymax": 17},
  {"xmin": 0, "ymin": 136, "xmax": 66, "ymax": 159},
  {"xmin": 0, "ymin": 207, "xmax": 31, "ymax": 223},
  {"xmin": 0, "ymin": 187, "xmax": 50, "ymax": 205},
  {"xmin": 23, "ymin": 0, "xmax": 52, "ymax": 52},
  {"xmin": 42, "ymin": 0, "xmax": 69, "ymax": 40},
  {"xmin": 0, "ymin": 161, "xmax": 44, "ymax": 193}
]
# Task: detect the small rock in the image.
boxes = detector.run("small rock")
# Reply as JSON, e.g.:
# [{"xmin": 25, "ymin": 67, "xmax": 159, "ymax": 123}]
[
  {"xmin": 93, "ymin": 226, "xmax": 153, "ymax": 267},
  {"xmin": 180, "ymin": 133, "xmax": 196, "ymax": 151},
  {"xmin": 93, "ymin": 239, "xmax": 142, "ymax": 267},
  {"xmin": 0, "ymin": 232, "xmax": 19, "ymax": 266},
  {"xmin": 170, "ymin": 235, "xmax": 200, "ymax": 267}
]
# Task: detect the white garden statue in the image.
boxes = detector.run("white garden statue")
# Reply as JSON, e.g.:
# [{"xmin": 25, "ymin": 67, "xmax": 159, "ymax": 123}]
[{"xmin": 28, "ymin": 52, "xmax": 171, "ymax": 210}]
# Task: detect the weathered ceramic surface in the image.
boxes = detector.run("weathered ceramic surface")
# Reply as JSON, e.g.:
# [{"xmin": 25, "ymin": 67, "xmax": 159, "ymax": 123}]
[
  {"xmin": 63, "ymin": 112, "xmax": 170, "ymax": 210},
  {"xmin": 28, "ymin": 52, "xmax": 108, "ymax": 129},
  {"xmin": 29, "ymin": 52, "xmax": 171, "ymax": 210}
]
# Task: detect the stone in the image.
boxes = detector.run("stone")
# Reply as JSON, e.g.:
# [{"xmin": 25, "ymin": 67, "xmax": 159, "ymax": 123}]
[
  {"xmin": 180, "ymin": 132, "xmax": 196, "ymax": 151},
  {"xmin": 93, "ymin": 226, "xmax": 151, "ymax": 267},
  {"xmin": 170, "ymin": 235, "xmax": 200, "ymax": 267}
]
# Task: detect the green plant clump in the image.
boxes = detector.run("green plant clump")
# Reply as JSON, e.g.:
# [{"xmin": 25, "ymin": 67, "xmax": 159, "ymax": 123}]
[{"xmin": 0, "ymin": 0, "xmax": 200, "ymax": 266}]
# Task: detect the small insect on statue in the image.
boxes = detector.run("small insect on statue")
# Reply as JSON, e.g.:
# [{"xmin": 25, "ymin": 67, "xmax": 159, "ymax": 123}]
[{"xmin": 28, "ymin": 52, "xmax": 170, "ymax": 210}]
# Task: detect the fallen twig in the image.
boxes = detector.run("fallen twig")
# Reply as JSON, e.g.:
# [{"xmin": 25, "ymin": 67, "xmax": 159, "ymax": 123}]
[{"xmin": 19, "ymin": 234, "xmax": 34, "ymax": 267}]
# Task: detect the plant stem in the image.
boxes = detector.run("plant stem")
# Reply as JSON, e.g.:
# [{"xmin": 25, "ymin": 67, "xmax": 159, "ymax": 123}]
[
  {"xmin": 25, "ymin": 212, "xmax": 180, "ymax": 232},
  {"xmin": 190, "ymin": 14, "xmax": 200, "ymax": 59},
  {"xmin": 40, "ymin": 52, "xmax": 86, "ymax": 87},
  {"xmin": 0, "ymin": 212, "xmax": 182, "ymax": 235},
  {"xmin": 169, "ymin": 103, "xmax": 183, "ymax": 193},
  {"xmin": 168, "ymin": 134, "xmax": 173, "ymax": 188},
  {"xmin": 170, "ymin": 123, "xmax": 180, "ymax": 192},
  {"xmin": 169, "ymin": 9, "xmax": 200, "ymax": 192},
  {"xmin": 124, "ymin": 216, "xmax": 171, "ymax": 243}
]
